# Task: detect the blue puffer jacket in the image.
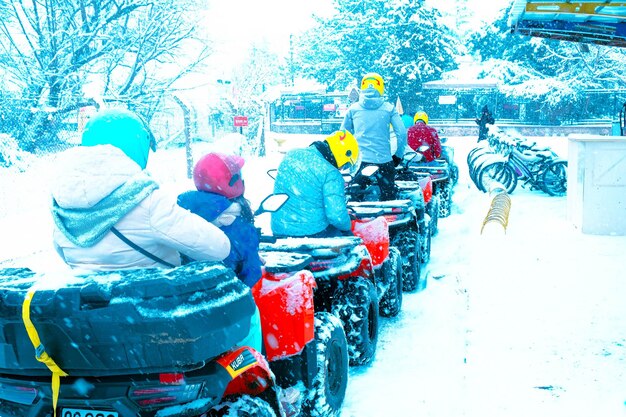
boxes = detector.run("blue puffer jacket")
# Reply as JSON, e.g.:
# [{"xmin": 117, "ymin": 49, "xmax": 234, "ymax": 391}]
[
  {"xmin": 177, "ymin": 190, "xmax": 262, "ymax": 288},
  {"xmin": 341, "ymin": 89, "xmax": 407, "ymax": 164},
  {"xmin": 271, "ymin": 146, "xmax": 351, "ymax": 237}
]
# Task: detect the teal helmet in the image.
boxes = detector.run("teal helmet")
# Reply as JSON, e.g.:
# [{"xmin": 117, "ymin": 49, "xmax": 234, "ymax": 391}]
[{"xmin": 81, "ymin": 108, "xmax": 156, "ymax": 169}]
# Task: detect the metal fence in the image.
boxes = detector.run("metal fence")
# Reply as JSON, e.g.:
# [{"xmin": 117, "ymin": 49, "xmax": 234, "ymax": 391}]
[
  {"xmin": 268, "ymin": 88, "xmax": 626, "ymax": 133},
  {"xmin": 0, "ymin": 93, "xmax": 254, "ymax": 160},
  {"xmin": 418, "ymin": 89, "xmax": 626, "ymax": 125}
]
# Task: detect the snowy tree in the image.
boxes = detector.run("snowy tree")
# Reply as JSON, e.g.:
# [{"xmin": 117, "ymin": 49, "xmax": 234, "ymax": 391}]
[
  {"xmin": 222, "ymin": 43, "xmax": 286, "ymax": 156},
  {"xmin": 380, "ymin": 0, "xmax": 462, "ymax": 112},
  {"xmin": 293, "ymin": 0, "xmax": 461, "ymax": 111},
  {"xmin": 0, "ymin": 0, "xmax": 210, "ymax": 152},
  {"xmin": 468, "ymin": 4, "xmax": 626, "ymax": 122}
]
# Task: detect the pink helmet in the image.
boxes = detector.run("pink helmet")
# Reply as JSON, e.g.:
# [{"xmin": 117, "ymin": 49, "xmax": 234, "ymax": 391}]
[{"xmin": 193, "ymin": 152, "xmax": 245, "ymax": 198}]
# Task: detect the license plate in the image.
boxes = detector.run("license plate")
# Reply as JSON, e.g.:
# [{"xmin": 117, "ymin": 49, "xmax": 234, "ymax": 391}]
[{"xmin": 61, "ymin": 408, "xmax": 119, "ymax": 417}]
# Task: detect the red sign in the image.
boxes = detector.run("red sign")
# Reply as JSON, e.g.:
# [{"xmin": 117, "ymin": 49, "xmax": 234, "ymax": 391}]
[
  {"xmin": 234, "ymin": 116, "xmax": 248, "ymax": 127},
  {"xmin": 323, "ymin": 104, "xmax": 336, "ymax": 111}
]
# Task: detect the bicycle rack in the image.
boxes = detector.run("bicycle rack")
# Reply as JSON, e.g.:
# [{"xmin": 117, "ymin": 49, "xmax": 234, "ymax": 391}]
[{"xmin": 481, "ymin": 183, "xmax": 511, "ymax": 234}]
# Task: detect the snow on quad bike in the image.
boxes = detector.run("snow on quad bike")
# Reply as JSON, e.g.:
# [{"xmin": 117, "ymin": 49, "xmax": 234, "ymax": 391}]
[
  {"xmin": 403, "ymin": 148, "xmax": 454, "ymax": 218},
  {"xmin": 345, "ymin": 165, "xmax": 430, "ymax": 293},
  {"xmin": 0, "ymin": 195, "xmax": 349, "ymax": 417},
  {"xmin": 253, "ymin": 252, "xmax": 349, "ymax": 417},
  {"xmin": 0, "ymin": 264, "xmax": 273, "ymax": 417},
  {"xmin": 394, "ymin": 150, "xmax": 440, "ymax": 238},
  {"xmin": 258, "ymin": 216, "xmax": 402, "ymax": 367},
  {"xmin": 440, "ymin": 136, "xmax": 459, "ymax": 188},
  {"xmin": 0, "ymin": 261, "xmax": 348, "ymax": 417}
]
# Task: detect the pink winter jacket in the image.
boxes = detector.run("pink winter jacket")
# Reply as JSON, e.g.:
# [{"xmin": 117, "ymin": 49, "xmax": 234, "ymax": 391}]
[{"xmin": 51, "ymin": 145, "xmax": 231, "ymax": 270}]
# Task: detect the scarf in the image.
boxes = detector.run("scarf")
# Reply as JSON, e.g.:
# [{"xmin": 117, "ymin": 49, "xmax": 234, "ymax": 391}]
[{"xmin": 51, "ymin": 172, "xmax": 159, "ymax": 247}]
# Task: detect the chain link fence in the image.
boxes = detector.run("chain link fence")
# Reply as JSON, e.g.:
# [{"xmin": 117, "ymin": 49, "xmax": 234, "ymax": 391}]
[{"xmin": 0, "ymin": 93, "xmax": 267, "ymax": 170}]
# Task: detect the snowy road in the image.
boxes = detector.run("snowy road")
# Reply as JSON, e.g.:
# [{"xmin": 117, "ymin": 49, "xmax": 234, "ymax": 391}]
[{"xmin": 340, "ymin": 137, "xmax": 626, "ymax": 417}]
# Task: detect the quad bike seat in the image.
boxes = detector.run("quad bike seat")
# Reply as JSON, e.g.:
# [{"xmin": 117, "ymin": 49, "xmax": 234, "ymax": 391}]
[
  {"xmin": 259, "ymin": 237, "xmax": 362, "ymax": 260},
  {"xmin": 260, "ymin": 251, "xmax": 313, "ymax": 273},
  {"xmin": 348, "ymin": 199, "xmax": 413, "ymax": 214},
  {"xmin": 0, "ymin": 263, "xmax": 256, "ymax": 377}
]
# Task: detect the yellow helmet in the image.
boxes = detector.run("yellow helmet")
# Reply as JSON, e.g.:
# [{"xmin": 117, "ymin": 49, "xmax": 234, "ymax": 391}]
[
  {"xmin": 325, "ymin": 130, "xmax": 360, "ymax": 171},
  {"xmin": 360, "ymin": 72, "xmax": 384, "ymax": 96},
  {"xmin": 414, "ymin": 111, "xmax": 429, "ymax": 124}
]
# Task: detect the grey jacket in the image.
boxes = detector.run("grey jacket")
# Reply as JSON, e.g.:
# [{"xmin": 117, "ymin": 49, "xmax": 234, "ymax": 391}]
[{"xmin": 341, "ymin": 89, "xmax": 407, "ymax": 164}]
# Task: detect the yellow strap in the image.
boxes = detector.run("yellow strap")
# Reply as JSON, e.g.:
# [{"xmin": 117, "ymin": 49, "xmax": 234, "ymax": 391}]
[{"xmin": 22, "ymin": 289, "xmax": 68, "ymax": 417}]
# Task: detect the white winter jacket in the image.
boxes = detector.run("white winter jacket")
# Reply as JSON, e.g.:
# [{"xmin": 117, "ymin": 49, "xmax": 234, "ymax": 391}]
[{"xmin": 51, "ymin": 145, "xmax": 231, "ymax": 270}]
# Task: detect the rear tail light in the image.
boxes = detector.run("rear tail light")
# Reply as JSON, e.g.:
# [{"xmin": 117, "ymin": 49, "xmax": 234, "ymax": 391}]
[
  {"xmin": 384, "ymin": 215, "xmax": 399, "ymax": 223},
  {"xmin": 159, "ymin": 373, "xmax": 185, "ymax": 385},
  {"xmin": 309, "ymin": 258, "xmax": 341, "ymax": 272},
  {"xmin": 0, "ymin": 382, "xmax": 38, "ymax": 405},
  {"xmin": 129, "ymin": 383, "xmax": 201, "ymax": 408}
]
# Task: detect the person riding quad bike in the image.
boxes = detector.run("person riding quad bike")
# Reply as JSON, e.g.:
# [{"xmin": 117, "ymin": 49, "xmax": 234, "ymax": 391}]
[
  {"xmin": 178, "ymin": 152, "xmax": 265, "ymax": 352},
  {"xmin": 269, "ymin": 131, "xmax": 398, "ymax": 367},
  {"xmin": 50, "ymin": 108, "xmax": 231, "ymax": 269},
  {"xmin": 341, "ymin": 72, "xmax": 407, "ymax": 200},
  {"xmin": 407, "ymin": 111, "xmax": 442, "ymax": 163},
  {"xmin": 3, "ymin": 109, "xmax": 305, "ymax": 417},
  {"xmin": 271, "ymin": 130, "xmax": 360, "ymax": 238},
  {"xmin": 405, "ymin": 111, "xmax": 454, "ymax": 218}
]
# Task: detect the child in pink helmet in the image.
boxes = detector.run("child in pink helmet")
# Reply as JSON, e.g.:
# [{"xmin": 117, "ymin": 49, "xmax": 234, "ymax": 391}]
[
  {"xmin": 177, "ymin": 152, "xmax": 261, "ymax": 287},
  {"xmin": 177, "ymin": 152, "xmax": 263, "ymax": 351}
]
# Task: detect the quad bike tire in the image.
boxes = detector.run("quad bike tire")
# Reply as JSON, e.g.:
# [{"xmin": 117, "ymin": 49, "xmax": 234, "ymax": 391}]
[
  {"xmin": 379, "ymin": 247, "xmax": 403, "ymax": 318},
  {"xmin": 207, "ymin": 394, "xmax": 277, "ymax": 417},
  {"xmin": 450, "ymin": 163, "xmax": 459, "ymax": 187},
  {"xmin": 331, "ymin": 279, "xmax": 379, "ymax": 366},
  {"xmin": 435, "ymin": 180, "xmax": 453, "ymax": 218},
  {"xmin": 427, "ymin": 195, "xmax": 440, "ymax": 237},
  {"xmin": 391, "ymin": 229, "xmax": 422, "ymax": 292},
  {"xmin": 303, "ymin": 312, "xmax": 349, "ymax": 417},
  {"xmin": 420, "ymin": 226, "xmax": 432, "ymax": 265},
  {"xmin": 0, "ymin": 264, "xmax": 256, "ymax": 376}
]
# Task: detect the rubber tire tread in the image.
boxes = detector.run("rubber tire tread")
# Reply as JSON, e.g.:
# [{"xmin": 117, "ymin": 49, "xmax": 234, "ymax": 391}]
[
  {"xmin": 436, "ymin": 180, "xmax": 452, "ymax": 218},
  {"xmin": 331, "ymin": 279, "xmax": 379, "ymax": 366},
  {"xmin": 391, "ymin": 229, "xmax": 422, "ymax": 292},
  {"xmin": 379, "ymin": 247, "xmax": 403, "ymax": 318},
  {"xmin": 208, "ymin": 394, "xmax": 277, "ymax": 417},
  {"xmin": 477, "ymin": 161, "xmax": 518, "ymax": 194},
  {"xmin": 303, "ymin": 312, "xmax": 349, "ymax": 417},
  {"xmin": 427, "ymin": 195, "xmax": 440, "ymax": 237}
]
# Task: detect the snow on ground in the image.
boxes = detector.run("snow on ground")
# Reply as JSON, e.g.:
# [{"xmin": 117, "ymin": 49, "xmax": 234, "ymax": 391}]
[
  {"xmin": 1, "ymin": 133, "xmax": 625, "ymax": 417},
  {"xmin": 341, "ymin": 136, "xmax": 626, "ymax": 417}
]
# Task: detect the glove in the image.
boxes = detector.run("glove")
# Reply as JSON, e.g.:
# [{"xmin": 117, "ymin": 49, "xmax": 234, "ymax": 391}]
[{"xmin": 392, "ymin": 155, "xmax": 402, "ymax": 167}]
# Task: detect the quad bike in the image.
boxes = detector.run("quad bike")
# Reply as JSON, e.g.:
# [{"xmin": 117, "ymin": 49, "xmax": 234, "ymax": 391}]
[
  {"xmin": 438, "ymin": 130, "xmax": 459, "ymax": 187},
  {"xmin": 344, "ymin": 165, "xmax": 430, "ymax": 293},
  {"xmin": 402, "ymin": 148, "xmax": 454, "ymax": 218},
  {"xmin": 394, "ymin": 152, "xmax": 439, "ymax": 238},
  {"xmin": 441, "ymin": 142, "xmax": 459, "ymax": 187},
  {"xmin": 254, "ymin": 250, "xmax": 349, "ymax": 417},
  {"xmin": 0, "ymin": 195, "xmax": 349, "ymax": 417},
  {"xmin": 261, "ymin": 170, "xmax": 403, "ymax": 367},
  {"xmin": 259, "ymin": 215, "xmax": 402, "ymax": 367}
]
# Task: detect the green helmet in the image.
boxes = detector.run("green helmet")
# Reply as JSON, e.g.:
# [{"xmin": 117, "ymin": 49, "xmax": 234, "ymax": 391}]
[{"xmin": 82, "ymin": 108, "xmax": 155, "ymax": 169}]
